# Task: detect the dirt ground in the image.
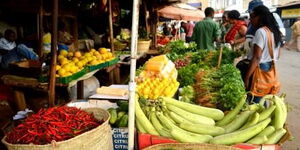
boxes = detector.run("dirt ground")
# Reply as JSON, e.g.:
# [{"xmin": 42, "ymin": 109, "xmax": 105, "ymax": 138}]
[{"xmin": 278, "ymin": 49, "xmax": 300, "ymax": 150}]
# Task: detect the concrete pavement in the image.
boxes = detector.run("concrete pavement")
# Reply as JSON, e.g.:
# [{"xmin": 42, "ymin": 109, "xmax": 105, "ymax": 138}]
[{"xmin": 278, "ymin": 49, "xmax": 300, "ymax": 150}]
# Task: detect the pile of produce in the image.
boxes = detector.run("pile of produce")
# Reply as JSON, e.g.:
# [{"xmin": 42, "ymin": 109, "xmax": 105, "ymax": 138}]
[
  {"xmin": 173, "ymin": 48, "xmax": 238, "ymax": 88},
  {"xmin": 162, "ymin": 40, "xmax": 197, "ymax": 55},
  {"xmin": 137, "ymin": 77, "xmax": 179, "ymax": 100},
  {"xmin": 194, "ymin": 64, "xmax": 246, "ymax": 110},
  {"xmin": 56, "ymin": 48, "xmax": 115, "ymax": 77},
  {"xmin": 136, "ymin": 55, "xmax": 179, "ymax": 100},
  {"xmin": 135, "ymin": 94, "xmax": 288, "ymax": 145},
  {"xmin": 5, "ymin": 106, "xmax": 102, "ymax": 145},
  {"xmin": 137, "ymin": 55, "xmax": 177, "ymax": 80},
  {"xmin": 116, "ymin": 29, "xmax": 131, "ymax": 41},
  {"xmin": 108, "ymin": 101, "xmax": 129, "ymax": 128}
]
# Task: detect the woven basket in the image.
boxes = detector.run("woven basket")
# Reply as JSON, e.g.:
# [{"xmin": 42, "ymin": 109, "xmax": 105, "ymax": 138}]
[
  {"xmin": 137, "ymin": 40, "xmax": 151, "ymax": 53},
  {"xmin": 143, "ymin": 143, "xmax": 242, "ymax": 150},
  {"xmin": 1, "ymin": 108, "xmax": 113, "ymax": 150}
]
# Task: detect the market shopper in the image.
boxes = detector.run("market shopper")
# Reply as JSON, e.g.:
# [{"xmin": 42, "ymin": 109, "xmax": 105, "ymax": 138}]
[
  {"xmin": 225, "ymin": 10, "xmax": 247, "ymax": 51},
  {"xmin": 243, "ymin": 5, "xmax": 281, "ymax": 102},
  {"xmin": 185, "ymin": 21, "xmax": 194, "ymax": 43},
  {"xmin": 0, "ymin": 29, "xmax": 38, "ymax": 69},
  {"xmin": 220, "ymin": 11, "xmax": 231, "ymax": 42},
  {"xmin": 192, "ymin": 7, "xmax": 220, "ymax": 50},
  {"xmin": 286, "ymin": 18, "xmax": 300, "ymax": 51},
  {"xmin": 180, "ymin": 22, "xmax": 186, "ymax": 41}
]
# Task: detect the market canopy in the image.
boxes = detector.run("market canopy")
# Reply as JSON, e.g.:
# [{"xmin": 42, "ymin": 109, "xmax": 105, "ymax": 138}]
[{"xmin": 158, "ymin": 3, "xmax": 205, "ymax": 21}]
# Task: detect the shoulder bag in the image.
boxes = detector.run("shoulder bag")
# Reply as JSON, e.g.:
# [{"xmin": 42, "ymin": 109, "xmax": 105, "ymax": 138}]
[{"xmin": 250, "ymin": 27, "xmax": 281, "ymax": 97}]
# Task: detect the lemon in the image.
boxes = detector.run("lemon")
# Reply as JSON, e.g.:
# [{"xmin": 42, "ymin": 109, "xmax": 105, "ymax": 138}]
[
  {"xmin": 62, "ymin": 64, "xmax": 72, "ymax": 72},
  {"xmin": 56, "ymin": 65, "xmax": 61, "ymax": 71},
  {"xmin": 58, "ymin": 55, "xmax": 65, "ymax": 61},
  {"xmin": 58, "ymin": 68, "xmax": 66, "ymax": 76},
  {"xmin": 84, "ymin": 53, "xmax": 92, "ymax": 57},
  {"xmin": 99, "ymin": 47, "xmax": 107, "ymax": 54},
  {"xmin": 90, "ymin": 60, "xmax": 98, "ymax": 65},
  {"xmin": 72, "ymin": 57, "xmax": 79, "ymax": 62},
  {"xmin": 65, "ymin": 72, "xmax": 72, "ymax": 77},
  {"xmin": 59, "ymin": 58, "xmax": 69, "ymax": 66},
  {"xmin": 67, "ymin": 52, "xmax": 74, "ymax": 58},
  {"xmin": 70, "ymin": 66, "xmax": 78, "ymax": 73},
  {"xmin": 107, "ymin": 53, "xmax": 113, "ymax": 58},
  {"xmin": 59, "ymin": 50, "xmax": 68, "ymax": 56},
  {"xmin": 90, "ymin": 49, "xmax": 96, "ymax": 52}
]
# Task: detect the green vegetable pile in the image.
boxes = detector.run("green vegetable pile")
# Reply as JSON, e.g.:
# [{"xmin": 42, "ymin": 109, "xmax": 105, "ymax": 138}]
[
  {"xmin": 162, "ymin": 40, "xmax": 197, "ymax": 55},
  {"xmin": 195, "ymin": 64, "xmax": 246, "ymax": 110},
  {"xmin": 177, "ymin": 64, "xmax": 200, "ymax": 87},
  {"xmin": 108, "ymin": 101, "xmax": 129, "ymax": 127}
]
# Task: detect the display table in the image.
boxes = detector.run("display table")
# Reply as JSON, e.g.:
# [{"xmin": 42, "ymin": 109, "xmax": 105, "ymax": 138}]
[{"xmin": 1, "ymin": 63, "xmax": 121, "ymax": 111}]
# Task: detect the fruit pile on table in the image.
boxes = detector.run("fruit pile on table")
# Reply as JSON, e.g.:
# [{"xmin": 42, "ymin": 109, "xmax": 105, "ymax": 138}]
[{"xmin": 56, "ymin": 48, "xmax": 115, "ymax": 77}]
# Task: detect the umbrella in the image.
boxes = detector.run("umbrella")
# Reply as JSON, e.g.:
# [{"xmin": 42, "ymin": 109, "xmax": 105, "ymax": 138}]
[{"xmin": 158, "ymin": 3, "xmax": 205, "ymax": 21}]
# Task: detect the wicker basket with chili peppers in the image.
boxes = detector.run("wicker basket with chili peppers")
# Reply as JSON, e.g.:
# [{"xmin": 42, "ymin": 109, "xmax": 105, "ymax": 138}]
[{"xmin": 1, "ymin": 106, "xmax": 113, "ymax": 150}]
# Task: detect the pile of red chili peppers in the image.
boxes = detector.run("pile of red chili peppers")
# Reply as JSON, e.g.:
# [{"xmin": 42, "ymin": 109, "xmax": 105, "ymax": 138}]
[{"xmin": 6, "ymin": 106, "xmax": 103, "ymax": 145}]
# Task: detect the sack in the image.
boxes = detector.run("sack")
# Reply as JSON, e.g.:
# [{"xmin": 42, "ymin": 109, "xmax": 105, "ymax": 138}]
[{"xmin": 250, "ymin": 27, "xmax": 281, "ymax": 97}]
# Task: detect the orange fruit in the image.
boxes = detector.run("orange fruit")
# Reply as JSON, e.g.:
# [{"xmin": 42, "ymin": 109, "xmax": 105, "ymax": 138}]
[{"xmin": 74, "ymin": 51, "xmax": 82, "ymax": 58}]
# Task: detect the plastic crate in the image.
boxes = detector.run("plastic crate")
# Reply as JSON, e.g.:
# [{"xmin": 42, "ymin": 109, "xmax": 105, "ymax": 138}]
[
  {"xmin": 57, "ymin": 68, "xmax": 87, "ymax": 84},
  {"xmin": 87, "ymin": 62, "xmax": 107, "ymax": 72},
  {"xmin": 38, "ymin": 68, "xmax": 87, "ymax": 84},
  {"xmin": 106, "ymin": 58, "xmax": 119, "ymax": 67}
]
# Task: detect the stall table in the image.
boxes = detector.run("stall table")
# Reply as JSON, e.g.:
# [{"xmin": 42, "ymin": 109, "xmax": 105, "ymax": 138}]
[{"xmin": 1, "ymin": 63, "xmax": 120, "ymax": 111}]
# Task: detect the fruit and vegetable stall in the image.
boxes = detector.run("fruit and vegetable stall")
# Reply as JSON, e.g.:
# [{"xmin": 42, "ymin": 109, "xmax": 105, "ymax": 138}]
[{"xmin": 1, "ymin": 40, "xmax": 291, "ymax": 150}]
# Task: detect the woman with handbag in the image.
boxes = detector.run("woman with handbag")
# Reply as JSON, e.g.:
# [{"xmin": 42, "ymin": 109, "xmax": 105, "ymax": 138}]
[{"xmin": 244, "ymin": 5, "xmax": 282, "ymax": 103}]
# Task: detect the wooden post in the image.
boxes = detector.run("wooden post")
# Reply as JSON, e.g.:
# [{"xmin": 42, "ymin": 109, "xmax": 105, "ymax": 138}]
[
  {"xmin": 73, "ymin": 17, "xmax": 79, "ymax": 51},
  {"xmin": 154, "ymin": 9, "xmax": 158, "ymax": 49},
  {"xmin": 108, "ymin": 0, "xmax": 114, "ymax": 53},
  {"xmin": 77, "ymin": 81, "xmax": 84, "ymax": 99},
  {"xmin": 38, "ymin": 0, "xmax": 44, "ymax": 57},
  {"xmin": 217, "ymin": 47, "xmax": 223, "ymax": 68},
  {"xmin": 13, "ymin": 90, "xmax": 27, "ymax": 111},
  {"xmin": 48, "ymin": 0, "xmax": 58, "ymax": 107}
]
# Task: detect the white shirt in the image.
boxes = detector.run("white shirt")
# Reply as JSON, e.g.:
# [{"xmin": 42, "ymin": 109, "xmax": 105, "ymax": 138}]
[
  {"xmin": 0, "ymin": 38, "xmax": 16, "ymax": 51},
  {"xmin": 247, "ymin": 28, "xmax": 279, "ymax": 63}
]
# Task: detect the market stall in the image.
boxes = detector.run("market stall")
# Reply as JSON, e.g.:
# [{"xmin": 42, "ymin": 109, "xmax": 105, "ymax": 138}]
[{"xmin": 0, "ymin": 1, "xmax": 292, "ymax": 150}]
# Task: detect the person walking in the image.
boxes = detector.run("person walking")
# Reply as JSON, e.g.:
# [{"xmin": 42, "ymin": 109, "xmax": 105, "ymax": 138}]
[
  {"xmin": 286, "ymin": 18, "xmax": 300, "ymax": 51},
  {"xmin": 192, "ymin": 7, "xmax": 220, "ymax": 50},
  {"xmin": 220, "ymin": 11, "xmax": 231, "ymax": 42},
  {"xmin": 185, "ymin": 21, "xmax": 194, "ymax": 43},
  {"xmin": 243, "ymin": 5, "xmax": 282, "ymax": 103},
  {"xmin": 225, "ymin": 10, "xmax": 247, "ymax": 51},
  {"xmin": 180, "ymin": 22, "xmax": 187, "ymax": 41}
]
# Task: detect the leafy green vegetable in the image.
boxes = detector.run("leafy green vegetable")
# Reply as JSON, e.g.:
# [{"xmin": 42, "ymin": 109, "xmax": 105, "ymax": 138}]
[
  {"xmin": 179, "ymin": 86, "xmax": 195, "ymax": 103},
  {"xmin": 162, "ymin": 40, "xmax": 197, "ymax": 55},
  {"xmin": 196, "ymin": 64, "xmax": 246, "ymax": 110},
  {"xmin": 177, "ymin": 64, "xmax": 200, "ymax": 87}
]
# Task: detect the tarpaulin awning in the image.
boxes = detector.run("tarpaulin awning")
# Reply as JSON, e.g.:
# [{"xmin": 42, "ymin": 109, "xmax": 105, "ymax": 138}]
[{"xmin": 158, "ymin": 3, "xmax": 205, "ymax": 21}]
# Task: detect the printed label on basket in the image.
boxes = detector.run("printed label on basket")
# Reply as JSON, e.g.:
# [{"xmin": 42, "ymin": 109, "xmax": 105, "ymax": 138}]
[{"xmin": 112, "ymin": 128, "xmax": 128, "ymax": 150}]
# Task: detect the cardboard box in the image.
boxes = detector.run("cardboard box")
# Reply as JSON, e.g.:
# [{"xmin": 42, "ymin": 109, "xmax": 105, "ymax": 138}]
[{"xmin": 112, "ymin": 128, "xmax": 128, "ymax": 150}]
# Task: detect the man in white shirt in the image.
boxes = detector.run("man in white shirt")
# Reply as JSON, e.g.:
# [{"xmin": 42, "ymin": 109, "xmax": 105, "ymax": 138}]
[{"xmin": 0, "ymin": 29, "xmax": 38, "ymax": 69}]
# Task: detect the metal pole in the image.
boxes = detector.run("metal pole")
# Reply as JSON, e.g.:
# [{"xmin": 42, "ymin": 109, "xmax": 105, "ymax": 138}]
[
  {"xmin": 108, "ymin": 0, "xmax": 115, "ymax": 53},
  {"xmin": 49, "ymin": 0, "xmax": 58, "ymax": 107},
  {"xmin": 128, "ymin": 0, "xmax": 140, "ymax": 149}
]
